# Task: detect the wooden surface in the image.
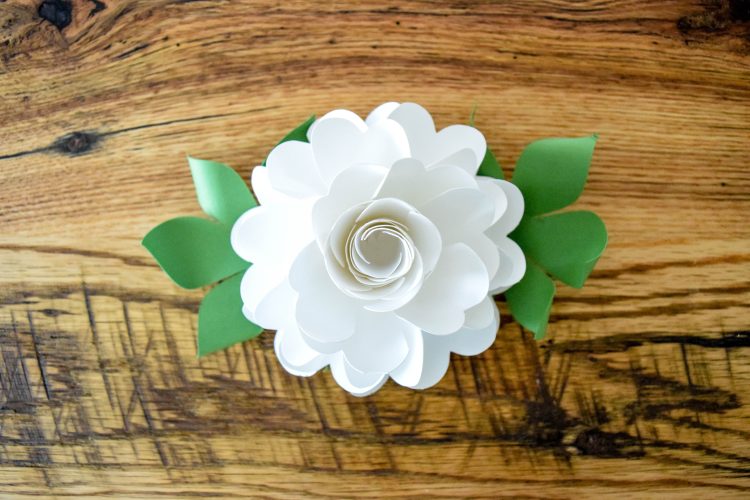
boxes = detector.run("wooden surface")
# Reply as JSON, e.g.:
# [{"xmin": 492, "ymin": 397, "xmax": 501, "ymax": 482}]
[{"xmin": 1, "ymin": 0, "xmax": 749, "ymax": 497}]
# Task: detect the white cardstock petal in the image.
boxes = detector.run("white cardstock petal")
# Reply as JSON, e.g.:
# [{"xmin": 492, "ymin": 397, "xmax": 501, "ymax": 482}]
[
  {"xmin": 365, "ymin": 101, "xmax": 400, "ymax": 126},
  {"xmin": 448, "ymin": 297, "xmax": 500, "ymax": 356},
  {"xmin": 489, "ymin": 237, "xmax": 527, "ymax": 294},
  {"xmin": 395, "ymin": 243, "xmax": 489, "ymax": 335},
  {"xmin": 476, "ymin": 177, "xmax": 509, "ymax": 226},
  {"xmin": 312, "ymin": 164, "xmax": 388, "ymax": 249},
  {"xmin": 266, "ymin": 140, "xmax": 327, "ymax": 198},
  {"xmin": 342, "ymin": 311, "xmax": 411, "ymax": 373},
  {"xmin": 420, "ymin": 187, "xmax": 495, "ymax": 244},
  {"xmin": 275, "ymin": 323, "xmax": 331, "ymax": 377},
  {"xmin": 290, "ymin": 243, "xmax": 360, "ymax": 344},
  {"xmin": 412, "ymin": 334, "xmax": 452, "ymax": 390},
  {"xmin": 485, "ymin": 179, "xmax": 525, "ymax": 239},
  {"xmin": 430, "ymin": 125, "xmax": 486, "ymax": 174},
  {"xmin": 330, "ymin": 354, "xmax": 388, "ymax": 397},
  {"xmin": 231, "ymin": 203, "xmax": 313, "ymax": 266}
]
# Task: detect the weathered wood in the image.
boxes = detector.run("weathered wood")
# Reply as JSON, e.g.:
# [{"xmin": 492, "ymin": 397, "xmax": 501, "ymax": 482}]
[{"xmin": 1, "ymin": 0, "xmax": 749, "ymax": 497}]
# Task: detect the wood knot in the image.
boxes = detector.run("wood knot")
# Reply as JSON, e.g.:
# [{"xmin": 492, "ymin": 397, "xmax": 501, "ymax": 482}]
[
  {"xmin": 38, "ymin": 0, "xmax": 72, "ymax": 31},
  {"xmin": 54, "ymin": 131, "xmax": 99, "ymax": 155}
]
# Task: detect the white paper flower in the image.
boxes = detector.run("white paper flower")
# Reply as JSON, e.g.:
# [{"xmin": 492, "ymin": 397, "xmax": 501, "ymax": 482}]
[{"xmin": 231, "ymin": 103, "xmax": 526, "ymax": 396}]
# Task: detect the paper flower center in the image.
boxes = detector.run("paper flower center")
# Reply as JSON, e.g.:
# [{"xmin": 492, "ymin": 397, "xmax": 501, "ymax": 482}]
[
  {"xmin": 321, "ymin": 197, "xmax": 438, "ymax": 309},
  {"xmin": 345, "ymin": 218, "xmax": 415, "ymax": 287}
]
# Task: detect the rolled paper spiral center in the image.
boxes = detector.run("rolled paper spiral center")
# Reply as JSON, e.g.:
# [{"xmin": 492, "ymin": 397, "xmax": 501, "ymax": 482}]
[{"xmin": 345, "ymin": 218, "xmax": 415, "ymax": 287}]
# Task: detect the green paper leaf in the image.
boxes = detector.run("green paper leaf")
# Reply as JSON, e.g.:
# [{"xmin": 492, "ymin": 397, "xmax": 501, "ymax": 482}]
[
  {"xmin": 505, "ymin": 260, "xmax": 556, "ymax": 339},
  {"xmin": 142, "ymin": 216, "xmax": 248, "ymax": 289},
  {"xmin": 197, "ymin": 272, "xmax": 263, "ymax": 356},
  {"xmin": 188, "ymin": 157, "xmax": 257, "ymax": 226},
  {"xmin": 477, "ymin": 147, "xmax": 504, "ymax": 180},
  {"xmin": 510, "ymin": 211, "xmax": 607, "ymax": 289},
  {"xmin": 262, "ymin": 115, "xmax": 316, "ymax": 166},
  {"xmin": 511, "ymin": 136, "xmax": 597, "ymax": 216}
]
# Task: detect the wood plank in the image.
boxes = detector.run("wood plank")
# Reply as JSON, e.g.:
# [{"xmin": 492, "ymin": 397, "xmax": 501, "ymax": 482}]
[{"xmin": 1, "ymin": 0, "xmax": 748, "ymax": 497}]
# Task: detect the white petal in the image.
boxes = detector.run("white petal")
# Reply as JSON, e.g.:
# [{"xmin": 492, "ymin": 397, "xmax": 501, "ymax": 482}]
[
  {"xmin": 390, "ymin": 329, "xmax": 453, "ymax": 390},
  {"xmin": 366, "ymin": 102, "xmax": 400, "ymax": 126},
  {"xmin": 309, "ymin": 116, "xmax": 367, "ymax": 183},
  {"xmin": 386, "ymin": 103, "xmax": 485, "ymax": 175},
  {"xmin": 251, "ymin": 166, "xmax": 297, "ymax": 206},
  {"xmin": 405, "ymin": 211, "xmax": 442, "ymax": 275},
  {"xmin": 489, "ymin": 237, "xmax": 527, "ymax": 294},
  {"xmin": 485, "ymin": 180, "xmax": 525, "ymax": 239},
  {"xmin": 420, "ymin": 188, "xmax": 495, "ymax": 244},
  {"xmin": 447, "ymin": 298, "xmax": 499, "ymax": 356},
  {"xmin": 274, "ymin": 323, "xmax": 330, "ymax": 377},
  {"xmin": 253, "ymin": 277, "xmax": 296, "ymax": 330},
  {"xmin": 231, "ymin": 203, "xmax": 314, "ymax": 267},
  {"xmin": 476, "ymin": 177, "xmax": 509, "ymax": 225},
  {"xmin": 375, "ymin": 157, "xmax": 426, "ymax": 201},
  {"xmin": 430, "ymin": 125, "xmax": 486, "ymax": 175},
  {"xmin": 311, "ymin": 164, "xmax": 388, "ymax": 249},
  {"xmin": 389, "ymin": 327, "xmax": 425, "ymax": 388},
  {"xmin": 266, "ymin": 140, "xmax": 327, "ymax": 198},
  {"xmin": 239, "ymin": 264, "xmax": 284, "ymax": 329},
  {"xmin": 466, "ymin": 233, "xmax": 500, "ymax": 285},
  {"xmin": 330, "ymin": 354, "xmax": 388, "ymax": 397},
  {"xmin": 358, "ymin": 196, "xmax": 415, "ymax": 222},
  {"xmin": 377, "ymin": 160, "xmax": 478, "ymax": 210},
  {"xmin": 387, "ymin": 102, "xmax": 436, "ymax": 162},
  {"xmin": 290, "ymin": 243, "xmax": 360, "ymax": 344},
  {"xmin": 463, "ymin": 295, "xmax": 496, "ymax": 330},
  {"xmin": 342, "ymin": 311, "xmax": 411, "ymax": 373},
  {"xmin": 427, "ymin": 147, "xmax": 477, "ymax": 174},
  {"xmin": 413, "ymin": 334, "xmax": 452, "ymax": 390},
  {"xmin": 396, "ymin": 243, "xmax": 489, "ymax": 335},
  {"xmin": 309, "ymin": 115, "xmax": 409, "ymax": 184},
  {"xmin": 307, "ymin": 109, "xmax": 368, "ymax": 140},
  {"xmin": 360, "ymin": 119, "xmax": 410, "ymax": 169}
]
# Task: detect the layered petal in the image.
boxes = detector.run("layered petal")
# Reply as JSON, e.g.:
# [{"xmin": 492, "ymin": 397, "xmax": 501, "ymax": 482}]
[
  {"xmin": 395, "ymin": 243, "xmax": 489, "ymax": 335},
  {"xmin": 231, "ymin": 203, "xmax": 314, "ymax": 266},
  {"xmin": 312, "ymin": 164, "xmax": 388, "ymax": 249},
  {"xmin": 489, "ymin": 237, "xmax": 527, "ymax": 294},
  {"xmin": 239, "ymin": 267, "xmax": 294, "ymax": 330},
  {"xmin": 266, "ymin": 140, "xmax": 327, "ymax": 199},
  {"xmin": 274, "ymin": 322, "xmax": 331, "ymax": 376},
  {"xmin": 290, "ymin": 242, "xmax": 361, "ymax": 344},
  {"xmin": 309, "ymin": 112, "xmax": 410, "ymax": 184},
  {"xmin": 386, "ymin": 102, "xmax": 486, "ymax": 174},
  {"xmin": 447, "ymin": 297, "xmax": 499, "ymax": 356},
  {"xmin": 391, "ymin": 298, "xmax": 499, "ymax": 390},
  {"xmin": 376, "ymin": 158, "xmax": 478, "ymax": 209},
  {"xmin": 420, "ymin": 187, "xmax": 495, "ymax": 244},
  {"xmin": 485, "ymin": 179, "xmax": 525, "ymax": 239},
  {"xmin": 342, "ymin": 311, "xmax": 412, "ymax": 373},
  {"xmin": 330, "ymin": 354, "xmax": 388, "ymax": 397},
  {"xmin": 391, "ymin": 331, "xmax": 451, "ymax": 390}
]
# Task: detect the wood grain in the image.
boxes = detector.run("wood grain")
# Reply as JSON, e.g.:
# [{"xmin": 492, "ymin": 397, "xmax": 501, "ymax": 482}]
[{"xmin": 1, "ymin": 0, "xmax": 749, "ymax": 497}]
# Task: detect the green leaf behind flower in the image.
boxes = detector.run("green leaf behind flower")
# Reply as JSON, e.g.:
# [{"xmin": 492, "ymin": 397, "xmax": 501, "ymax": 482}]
[
  {"xmin": 477, "ymin": 147, "xmax": 505, "ymax": 180},
  {"xmin": 506, "ymin": 135, "xmax": 605, "ymax": 339},
  {"xmin": 197, "ymin": 273, "xmax": 263, "ymax": 356},
  {"xmin": 510, "ymin": 211, "xmax": 607, "ymax": 289},
  {"xmin": 142, "ymin": 216, "xmax": 248, "ymax": 289},
  {"xmin": 512, "ymin": 136, "xmax": 597, "ymax": 216},
  {"xmin": 189, "ymin": 157, "xmax": 257, "ymax": 226},
  {"xmin": 505, "ymin": 261, "xmax": 556, "ymax": 340}
]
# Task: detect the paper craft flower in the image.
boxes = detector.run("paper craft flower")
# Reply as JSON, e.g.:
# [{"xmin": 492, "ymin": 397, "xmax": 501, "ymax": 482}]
[
  {"xmin": 230, "ymin": 103, "xmax": 526, "ymax": 395},
  {"xmin": 143, "ymin": 102, "xmax": 607, "ymax": 397}
]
